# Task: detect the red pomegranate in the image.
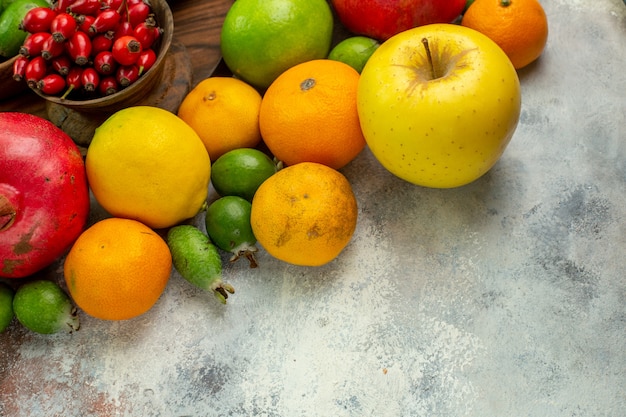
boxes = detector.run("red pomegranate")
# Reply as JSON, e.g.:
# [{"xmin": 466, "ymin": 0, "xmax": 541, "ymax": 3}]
[
  {"xmin": 331, "ymin": 0, "xmax": 467, "ymax": 41},
  {"xmin": 0, "ymin": 113, "xmax": 90, "ymax": 278}
]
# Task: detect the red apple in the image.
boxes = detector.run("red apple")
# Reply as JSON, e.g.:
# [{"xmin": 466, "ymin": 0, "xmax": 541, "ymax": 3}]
[
  {"xmin": 1, "ymin": 113, "xmax": 90, "ymax": 278},
  {"xmin": 331, "ymin": 0, "xmax": 467, "ymax": 41}
]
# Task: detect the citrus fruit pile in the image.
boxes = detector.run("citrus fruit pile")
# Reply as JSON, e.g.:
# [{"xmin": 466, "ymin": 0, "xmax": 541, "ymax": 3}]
[{"xmin": 1, "ymin": 0, "xmax": 551, "ymax": 334}]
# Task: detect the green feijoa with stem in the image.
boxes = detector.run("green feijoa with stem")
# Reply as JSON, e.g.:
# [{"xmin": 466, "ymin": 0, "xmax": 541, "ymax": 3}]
[
  {"xmin": 205, "ymin": 195, "xmax": 258, "ymax": 268},
  {"xmin": 0, "ymin": 282, "xmax": 15, "ymax": 333},
  {"xmin": 13, "ymin": 280, "xmax": 79, "ymax": 334},
  {"xmin": 167, "ymin": 225, "xmax": 234, "ymax": 304},
  {"xmin": 211, "ymin": 148, "xmax": 279, "ymax": 202}
]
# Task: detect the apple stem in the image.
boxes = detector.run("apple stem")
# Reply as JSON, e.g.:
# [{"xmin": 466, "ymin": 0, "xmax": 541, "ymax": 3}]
[
  {"xmin": 421, "ymin": 37, "xmax": 437, "ymax": 80},
  {"xmin": 0, "ymin": 194, "xmax": 16, "ymax": 232}
]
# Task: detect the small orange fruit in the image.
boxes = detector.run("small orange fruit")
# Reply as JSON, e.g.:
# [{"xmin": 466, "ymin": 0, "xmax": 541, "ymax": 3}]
[
  {"xmin": 177, "ymin": 77, "xmax": 263, "ymax": 161},
  {"xmin": 259, "ymin": 59, "xmax": 366, "ymax": 170},
  {"xmin": 461, "ymin": 0, "xmax": 548, "ymax": 69},
  {"xmin": 63, "ymin": 218, "xmax": 172, "ymax": 321},
  {"xmin": 251, "ymin": 162, "xmax": 358, "ymax": 266}
]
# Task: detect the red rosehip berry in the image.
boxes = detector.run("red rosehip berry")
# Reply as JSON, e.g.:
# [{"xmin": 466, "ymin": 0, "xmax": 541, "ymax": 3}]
[
  {"xmin": 25, "ymin": 56, "xmax": 48, "ymax": 88},
  {"xmin": 91, "ymin": 32, "xmax": 114, "ymax": 54},
  {"xmin": 136, "ymin": 48, "xmax": 156, "ymax": 75},
  {"xmin": 99, "ymin": 75, "xmax": 119, "ymax": 96},
  {"xmin": 116, "ymin": 64, "xmax": 139, "ymax": 87},
  {"xmin": 112, "ymin": 35, "xmax": 142, "ymax": 66},
  {"xmin": 93, "ymin": 50, "xmax": 117, "ymax": 75},
  {"xmin": 81, "ymin": 67, "xmax": 100, "ymax": 92},
  {"xmin": 67, "ymin": 0, "xmax": 101, "ymax": 16},
  {"xmin": 66, "ymin": 30, "xmax": 92, "ymax": 65},
  {"xmin": 41, "ymin": 33, "xmax": 66, "ymax": 60},
  {"xmin": 126, "ymin": 1, "xmax": 151, "ymax": 27},
  {"xmin": 20, "ymin": 7, "xmax": 57, "ymax": 34},
  {"xmin": 60, "ymin": 65, "xmax": 83, "ymax": 99},
  {"xmin": 133, "ymin": 18, "xmax": 161, "ymax": 50},
  {"xmin": 37, "ymin": 73, "xmax": 66, "ymax": 95},
  {"xmin": 19, "ymin": 31, "xmax": 51, "ymax": 57},
  {"xmin": 89, "ymin": 9, "xmax": 121, "ymax": 35},
  {"xmin": 12, "ymin": 55, "xmax": 29, "ymax": 81},
  {"xmin": 50, "ymin": 54, "xmax": 72, "ymax": 76},
  {"xmin": 50, "ymin": 13, "xmax": 77, "ymax": 43}
]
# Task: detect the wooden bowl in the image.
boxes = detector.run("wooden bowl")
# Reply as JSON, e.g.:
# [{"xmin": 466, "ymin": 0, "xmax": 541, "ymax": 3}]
[
  {"xmin": 33, "ymin": 0, "xmax": 174, "ymax": 114},
  {"xmin": 0, "ymin": 56, "xmax": 28, "ymax": 101}
]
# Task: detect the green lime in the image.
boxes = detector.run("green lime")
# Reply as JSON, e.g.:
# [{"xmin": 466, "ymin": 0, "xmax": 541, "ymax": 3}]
[
  {"xmin": 0, "ymin": 282, "xmax": 14, "ymax": 332},
  {"xmin": 328, "ymin": 36, "xmax": 380, "ymax": 74},
  {"xmin": 464, "ymin": 0, "xmax": 475, "ymax": 12},
  {"xmin": 205, "ymin": 196, "xmax": 258, "ymax": 268},
  {"xmin": 0, "ymin": 0, "xmax": 17, "ymax": 14},
  {"xmin": 0, "ymin": 0, "xmax": 29, "ymax": 11},
  {"xmin": 167, "ymin": 225, "xmax": 234, "ymax": 304},
  {"xmin": 211, "ymin": 148, "xmax": 278, "ymax": 202},
  {"xmin": 220, "ymin": 0, "xmax": 334, "ymax": 90},
  {"xmin": 0, "ymin": 0, "xmax": 50, "ymax": 58},
  {"xmin": 12, "ymin": 280, "xmax": 79, "ymax": 334}
]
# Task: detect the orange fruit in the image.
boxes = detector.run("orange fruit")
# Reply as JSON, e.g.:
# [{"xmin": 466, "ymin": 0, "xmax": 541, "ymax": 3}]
[
  {"xmin": 177, "ymin": 77, "xmax": 263, "ymax": 162},
  {"xmin": 63, "ymin": 217, "xmax": 172, "ymax": 321},
  {"xmin": 259, "ymin": 59, "xmax": 366, "ymax": 170},
  {"xmin": 86, "ymin": 106, "xmax": 211, "ymax": 230},
  {"xmin": 220, "ymin": 0, "xmax": 333, "ymax": 90},
  {"xmin": 461, "ymin": 0, "xmax": 548, "ymax": 69},
  {"xmin": 250, "ymin": 162, "xmax": 358, "ymax": 266}
]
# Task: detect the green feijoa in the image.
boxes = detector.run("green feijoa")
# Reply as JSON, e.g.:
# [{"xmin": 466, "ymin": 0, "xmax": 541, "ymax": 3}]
[
  {"xmin": 0, "ymin": 282, "xmax": 15, "ymax": 333},
  {"xmin": 13, "ymin": 280, "xmax": 79, "ymax": 334},
  {"xmin": 205, "ymin": 195, "xmax": 258, "ymax": 268},
  {"xmin": 211, "ymin": 148, "xmax": 278, "ymax": 202},
  {"xmin": 0, "ymin": 0, "xmax": 28, "ymax": 12},
  {"xmin": 0, "ymin": 0, "xmax": 50, "ymax": 58},
  {"xmin": 167, "ymin": 225, "xmax": 234, "ymax": 304}
]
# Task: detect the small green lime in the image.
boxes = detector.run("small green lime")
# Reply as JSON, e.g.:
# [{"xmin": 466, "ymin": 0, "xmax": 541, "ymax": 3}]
[
  {"xmin": 211, "ymin": 148, "xmax": 278, "ymax": 202},
  {"xmin": 464, "ymin": 0, "xmax": 475, "ymax": 12},
  {"xmin": 205, "ymin": 196, "xmax": 258, "ymax": 267},
  {"xmin": 328, "ymin": 36, "xmax": 380, "ymax": 74},
  {"xmin": 13, "ymin": 280, "xmax": 79, "ymax": 334},
  {"xmin": 0, "ymin": 282, "xmax": 14, "ymax": 333}
]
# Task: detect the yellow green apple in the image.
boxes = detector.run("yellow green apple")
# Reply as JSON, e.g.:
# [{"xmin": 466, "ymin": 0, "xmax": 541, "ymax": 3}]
[{"xmin": 357, "ymin": 23, "xmax": 521, "ymax": 188}]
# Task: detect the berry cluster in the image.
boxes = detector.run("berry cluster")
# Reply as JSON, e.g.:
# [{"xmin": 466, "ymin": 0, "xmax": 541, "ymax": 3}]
[{"xmin": 12, "ymin": 0, "xmax": 162, "ymax": 99}]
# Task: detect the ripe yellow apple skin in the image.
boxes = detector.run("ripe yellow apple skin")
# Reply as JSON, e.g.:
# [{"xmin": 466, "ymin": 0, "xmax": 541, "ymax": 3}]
[{"xmin": 358, "ymin": 24, "xmax": 521, "ymax": 188}]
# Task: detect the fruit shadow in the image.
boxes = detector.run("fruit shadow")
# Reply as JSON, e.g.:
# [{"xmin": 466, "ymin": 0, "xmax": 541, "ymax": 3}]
[{"xmin": 341, "ymin": 147, "xmax": 528, "ymax": 276}]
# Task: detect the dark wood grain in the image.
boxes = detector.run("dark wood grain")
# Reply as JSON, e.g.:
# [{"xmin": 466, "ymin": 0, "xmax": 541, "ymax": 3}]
[{"xmin": 169, "ymin": 0, "xmax": 232, "ymax": 86}]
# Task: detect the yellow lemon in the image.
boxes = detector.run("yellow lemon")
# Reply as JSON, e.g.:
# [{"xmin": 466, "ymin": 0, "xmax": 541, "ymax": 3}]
[{"xmin": 86, "ymin": 106, "xmax": 211, "ymax": 229}]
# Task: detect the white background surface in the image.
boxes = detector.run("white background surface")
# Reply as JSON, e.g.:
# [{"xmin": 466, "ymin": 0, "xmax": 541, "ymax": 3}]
[{"xmin": 1, "ymin": 0, "xmax": 625, "ymax": 415}]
